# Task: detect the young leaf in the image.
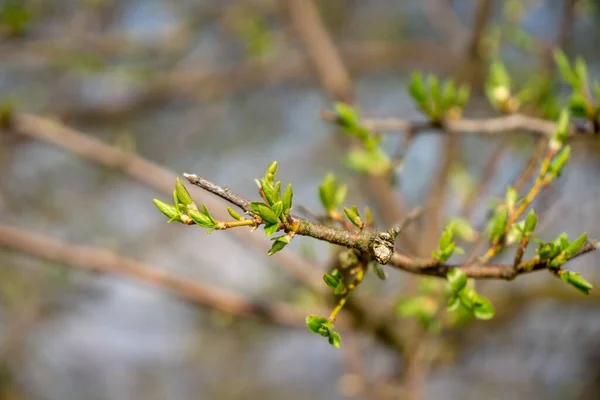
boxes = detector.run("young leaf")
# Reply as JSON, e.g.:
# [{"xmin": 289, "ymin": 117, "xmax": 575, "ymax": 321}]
[
  {"xmin": 335, "ymin": 102, "xmax": 359, "ymax": 130},
  {"xmin": 250, "ymin": 202, "xmax": 279, "ymax": 224},
  {"xmin": 447, "ymin": 295, "xmax": 461, "ymax": 312},
  {"xmin": 554, "ymin": 49, "xmax": 578, "ymax": 88},
  {"xmin": 560, "ymin": 270, "xmax": 593, "ymax": 295},
  {"xmin": 372, "ymin": 263, "xmax": 388, "ymax": 280},
  {"xmin": 227, "ymin": 207, "xmax": 242, "ymax": 221},
  {"xmin": 263, "ymin": 223, "xmax": 279, "ymax": 237},
  {"xmin": 524, "ymin": 209, "xmax": 537, "ymax": 235},
  {"xmin": 271, "ymin": 201, "xmax": 284, "ymax": 219},
  {"xmin": 319, "ymin": 173, "xmax": 336, "ymax": 212},
  {"xmin": 446, "ymin": 268, "xmax": 467, "ymax": 293},
  {"xmin": 259, "ymin": 178, "xmax": 277, "ymax": 205},
  {"xmin": 268, "ymin": 235, "xmax": 290, "ymax": 255},
  {"xmin": 553, "ymin": 109, "xmax": 571, "ymax": 145},
  {"xmin": 175, "ymin": 178, "xmax": 194, "ymax": 206},
  {"xmin": 306, "ymin": 315, "xmax": 328, "ymax": 334},
  {"xmin": 323, "ymin": 272, "xmax": 341, "ymax": 291},
  {"xmin": 265, "ymin": 161, "xmax": 278, "ymax": 184},
  {"xmin": 188, "ymin": 210, "xmax": 216, "ymax": 228},
  {"xmin": 472, "ymin": 295, "xmax": 495, "ymax": 320},
  {"xmin": 547, "ymin": 145, "xmax": 571, "ymax": 178},
  {"xmin": 565, "ymin": 232, "xmax": 587, "ymax": 257},
  {"xmin": 343, "ymin": 206, "xmax": 364, "ymax": 228},
  {"xmin": 451, "ymin": 218, "xmax": 477, "ymax": 242},
  {"xmin": 282, "ymin": 183, "xmax": 293, "ymax": 214},
  {"xmin": 153, "ymin": 199, "xmax": 181, "ymax": 222},
  {"xmin": 328, "ymin": 330, "xmax": 342, "ymax": 348},
  {"xmin": 488, "ymin": 208, "xmax": 508, "ymax": 244}
]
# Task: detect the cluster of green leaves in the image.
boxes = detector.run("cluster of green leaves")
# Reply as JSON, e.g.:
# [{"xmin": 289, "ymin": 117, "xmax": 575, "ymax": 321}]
[
  {"xmin": 535, "ymin": 232, "xmax": 592, "ymax": 294},
  {"xmin": 253, "ymin": 161, "xmax": 294, "ymax": 254},
  {"xmin": 432, "ymin": 222, "xmax": 464, "ymax": 263},
  {"xmin": 153, "ymin": 178, "xmax": 218, "ymax": 229},
  {"xmin": 305, "ymin": 316, "xmax": 341, "ymax": 348},
  {"xmin": 446, "ymin": 269, "xmax": 495, "ymax": 320},
  {"xmin": 333, "ymin": 103, "xmax": 391, "ymax": 175},
  {"xmin": 408, "ymin": 71, "xmax": 470, "ymax": 122},
  {"xmin": 554, "ymin": 50, "xmax": 600, "ymax": 121}
]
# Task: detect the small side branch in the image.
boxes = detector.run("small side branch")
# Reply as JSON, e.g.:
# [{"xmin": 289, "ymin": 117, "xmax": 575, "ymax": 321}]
[{"xmin": 184, "ymin": 173, "xmax": 251, "ymax": 212}]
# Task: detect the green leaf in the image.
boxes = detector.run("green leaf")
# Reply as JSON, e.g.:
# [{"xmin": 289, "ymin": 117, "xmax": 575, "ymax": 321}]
[
  {"xmin": 472, "ymin": 295, "xmax": 495, "ymax": 320},
  {"xmin": 565, "ymin": 232, "xmax": 587, "ymax": 256},
  {"xmin": 548, "ymin": 145, "xmax": 571, "ymax": 178},
  {"xmin": 574, "ymin": 56, "xmax": 588, "ymax": 88},
  {"xmin": 457, "ymin": 288, "xmax": 478, "ymax": 310},
  {"xmin": 343, "ymin": 206, "xmax": 363, "ymax": 228},
  {"xmin": 446, "ymin": 268, "xmax": 467, "ymax": 293},
  {"xmin": 306, "ymin": 315, "xmax": 328, "ymax": 334},
  {"xmin": 227, "ymin": 207, "xmax": 242, "ymax": 221},
  {"xmin": 201, "ymin": 205, "xmax": 216, "ymax": 225},
  {"xmin": 334, "ymin": 184, "xmax": 348, "ymax": 209},
  {"xmin": 323, "ymin": 273, "xmax": 341, "ymax": 291},
  {"xmin": 447, "ymin": 295, "xmax": 461, "ymax": 312},
  {"xmin": 441, "ymin": 79, "xmax": 457, "ymax": 112},
  {"xmin": 250, "ymin": 202, "xmax": 279, "ymax": 224},
  {"xmin": 268, "ymin": 235, "xmax": 290, "ymax": 255},
  {"xmin": 153, "ymin": 199, "xmax": 181, "ymax": 222},
  {"xmin": 569, "ymin": 92, "xmax": 589, "ymax": 117},
  {"xmin": 408, "ymin": 71, "xmax": 427, "ymax": 105},
  {"xmin": 553, "ymin": 109, "xmax": 571, "ymax": 145},
  {"xmin": 451, "ymin": 218, "xmax": 477, "ymax": 242},
  {"xmin": 335, "ymin": 102, "xmax": 359, "ymax": 130},
  {"xmin": 271, "ymin": 201, "xmax": 284, "ymax": 219},
  {"xmin": 488, "ymin": 208, "xmax": 508, "ymax": 244},
  {"xmin": 560, "ymin": 270, "xmax": 593, "ymax": 295},
  {"xmin": 175, "ymin": 178, "xmax": 194, "ymax": 206},
  {"xmin": 372, "ymin": 263, "xmax": 388, "ymax": 280},
  {"xmin": 188, "ymin": 210, "xmax": 216, "ymax": 228},
  {"xmin": 328, "ymin": 330, "xmax": 342, "ymax": 348},
  {"xmin": 439, "ymin": 223, "xmax": 455, "ymax": 249},
  {"xmin": 554, "ymin": 49, "xmax": 578, "ymax": 87},
  {"xmin": 282, "ymin": 183, "xmax": 293, "ymax": 214},
  {"xmin": 524, "ymin": 209, "xmax": 538, "ymax": 235},
  {"xmin": 263, "ymin": 223, "xmax": 279, "ymax": 237},
  {"xmin": 319, "ymin": 173, "xmax": 336, "ymax": 212},
  {"xmin": 259, "ymin": 178, "xmax": 277, "ymax": 205},
  {"xmin": 427, "ymin": 75, "xmax": 441, "ymax": 117},
  {"xmin": 505, "ymin": 186, "xmax": 518, "ymax": 210},
  {"xmin": 265, "ymin": 161, "xmax": 278, "ymax": 184},
  {"xmin": 334, "ymin": 282, "xmax": 347, "ymax": 295}
]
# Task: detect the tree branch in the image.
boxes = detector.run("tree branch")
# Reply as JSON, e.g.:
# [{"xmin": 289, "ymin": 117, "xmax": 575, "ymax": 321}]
[
  {"xmin": 181, "ymin": 173, "xmax": 599, "ymax": 280},
  {"xmin": 0, "ymin": 224, "xmax": 310, "ymax": 327},
  {"xmin": 359, "ymin": 113, "xmax": 596, "ymax": 137}
]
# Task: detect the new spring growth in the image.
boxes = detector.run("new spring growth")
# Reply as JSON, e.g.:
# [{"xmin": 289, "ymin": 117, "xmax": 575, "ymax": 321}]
[
  {"xmin": 446, "ymin": 269, "xmax": 495, "ymax": 320},
  {"xmin": 408, "ymin": 71, "xmax": 470, "ymax": 121}
]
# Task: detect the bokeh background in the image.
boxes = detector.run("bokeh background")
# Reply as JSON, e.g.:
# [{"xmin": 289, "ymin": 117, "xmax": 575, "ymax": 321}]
[{"xmin": 1, "ymin": 0, "xmax": 600, "ymax": 399}]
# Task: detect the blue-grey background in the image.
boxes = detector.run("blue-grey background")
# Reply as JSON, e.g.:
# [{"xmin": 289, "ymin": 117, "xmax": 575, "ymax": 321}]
[{"xmin": 1, "ymin": 1, "xmax": 600, "ymax": 399}]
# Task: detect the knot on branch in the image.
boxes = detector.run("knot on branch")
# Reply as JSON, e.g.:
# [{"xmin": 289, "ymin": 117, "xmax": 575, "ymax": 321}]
[{"xmin": 370, "ymin": 231, "xmax": 395, "ymax": 264}]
